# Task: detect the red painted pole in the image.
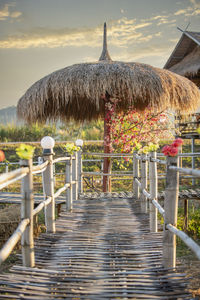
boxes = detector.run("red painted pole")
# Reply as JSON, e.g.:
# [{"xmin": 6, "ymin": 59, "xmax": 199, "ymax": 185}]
[{"xmin": 103, "ymin": 97, "xmax": 112, "ymax": 192}]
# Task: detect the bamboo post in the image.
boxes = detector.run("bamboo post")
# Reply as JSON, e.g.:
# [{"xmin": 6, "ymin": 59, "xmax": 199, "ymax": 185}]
[
  {"xmin": 66, "ymin": 155, "xmax": 73, "ymax": 211},
  {"xmin": 103, "ymin": 94, "xmax": 112, "ymax": 192},
  {"xmin": 191, "ymin": 138, "xmax": 195, "ymax": 186},
  {"xmin": 184, "ymin": 199, "xmax": 188, "ymax": 231},
  {"xmin": 72, "ymin": 152, "xmax": 78, "ymax": 201},
  {"xmin": 53, "ymin": 161, "xmax": 56, "ymax": 185},
  {"xmin": 149, "ymin": 152, "xmax": 158, "ymax": 232},
  {"xmin": 140, "ymin": 154, "xmax": 148, "ymax": 213},
  {"xmin": 179, "ymin": 144, "xmax": 182, "ymax": 186},
  {"xmin": 163, "ymin": 155, "xmax": 179, "ymax": 268},
  {"xmin": 101, "ymin": 160, "xmax": 104, "ymax": 185},
  {"xmin": 133, "ymin": 152, "xmax": 139, "ymax": 200},
  {"xmin": 21, "ymin": 159, "xmax": 35, "ymax": 267},
  {"xmin": 43, "ymin": 151, "xmax": 55, "ymax": 233},
  {"xmin": 77, "ymin": 150, "xmax": 83, "ymax": 195}
]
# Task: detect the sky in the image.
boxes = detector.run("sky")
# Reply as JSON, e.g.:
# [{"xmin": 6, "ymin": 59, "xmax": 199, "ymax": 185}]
[{"xmin": 0, "ymin": 0, "xmax": 200, "ymax": 110}]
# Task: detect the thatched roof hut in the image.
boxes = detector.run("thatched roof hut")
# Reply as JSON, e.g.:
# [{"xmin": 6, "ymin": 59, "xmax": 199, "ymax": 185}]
[
  {"xmin": 164, "ymin": 29, "xmax": 200, "ymax": 87},
  {"xmin": 17, "ymin": 24, "xmax": 200, "ymax": 124}
]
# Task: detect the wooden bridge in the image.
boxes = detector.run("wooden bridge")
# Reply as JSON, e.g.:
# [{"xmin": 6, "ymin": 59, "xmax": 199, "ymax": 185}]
[
  {"xmin": 0, "ymin": 140, "xmax": 200, "ymax": 299},
  {"xmin": 0, "ymin": 196, "xmax": 192, "ymax": 299}
]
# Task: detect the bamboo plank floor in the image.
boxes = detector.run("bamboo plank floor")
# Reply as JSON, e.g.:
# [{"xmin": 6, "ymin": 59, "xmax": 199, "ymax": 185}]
[{"xmin": 0, "ymin": 195, "xmax": 193, "ymax": 299}]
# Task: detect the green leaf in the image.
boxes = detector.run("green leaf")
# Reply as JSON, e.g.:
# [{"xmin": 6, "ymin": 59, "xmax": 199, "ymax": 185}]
[
  {"xmin": 16, "ymin": 144, "xmax": 35, "ymax": 160},
  {"xmin": 64, "ymin": 143, "xmax": 80, "ymax": 155}
]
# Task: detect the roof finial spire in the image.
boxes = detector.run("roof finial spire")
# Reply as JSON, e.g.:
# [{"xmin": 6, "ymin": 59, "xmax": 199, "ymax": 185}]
[{"xmin": 99, "ymin": 22, "xmax": 112, "ymax": 61}]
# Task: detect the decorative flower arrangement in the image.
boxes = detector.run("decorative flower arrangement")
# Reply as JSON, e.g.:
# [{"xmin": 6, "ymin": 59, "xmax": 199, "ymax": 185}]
[
  {"xmin": 0, "ymin": 150, "xmax": 5, "ymax": 162},
  {"xmin": 16, "ymin": 144, "xmax": 35, "ymax": 160},
  {"xmin": 162, "ymin": 138, "xmax": 183, "ymax": 157},
  {"xmin": 64, "ymin": 143, "xmax": 80, "ymax": 155}
]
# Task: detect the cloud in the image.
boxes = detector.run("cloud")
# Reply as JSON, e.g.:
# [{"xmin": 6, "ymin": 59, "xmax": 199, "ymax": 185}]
[
  {"xmin": 148, "ymin": 15, "xmax": 176, "ymax": 26},
  {"xmin": 174, "ymin": 6, "xmax": 200, "ymax": 16},
  {"xmin": 0, "ymin": 3, "xmax": 22, "ymax": 21},
  {"xmin": 10, "ymin": 11, "xmax": 21, "ymax": 18},
  {"xmin": 174, "ymin": 8, "xmax": 188, "ymax": 15},
  {"xmin": 150, "ymin": 15, "xmax": 168, "ymax": 20},
  {"xmin": 112, "ymin": 42, "xmax": 175, "ymax": 64},
  {"xmin": 0, "ymin": 9, "xmax": 192, "ymax": 51},
  {"xmin": 0, "ymin": 17, "xmax": 154, "ymax": 49},
  {"xmin": 189, "ymin": 0, "xmax": 200, "ymax": 8}
]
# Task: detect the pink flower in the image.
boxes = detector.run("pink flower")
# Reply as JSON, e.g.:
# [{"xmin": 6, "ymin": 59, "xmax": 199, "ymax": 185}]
[
  {"xmin": 162, "ymin": 145, "xmax": 178, "ymax": 156},
  {"xmin": 162, "ymin": 145, "xmax": 171, "ymax": 156},
  {"xmin": 168, "ymin": 146, "xmax": 179, "ymax": 156},
  {"xmin": 172, "ymin": 138, "xmax": 183, "ymax": 148}
]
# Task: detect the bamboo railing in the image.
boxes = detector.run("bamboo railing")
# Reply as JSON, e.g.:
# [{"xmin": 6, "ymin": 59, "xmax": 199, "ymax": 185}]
[
  {"xmin": 0, "ymin": 145, "xmax": 200, "ymax": 270},
  {"xmin": 132, "ymin": 151, "xmax": 200, "ymax": 268},
  {"xmin": 0, "ymin": 150, "xmax": 80, "ymax": 267}
]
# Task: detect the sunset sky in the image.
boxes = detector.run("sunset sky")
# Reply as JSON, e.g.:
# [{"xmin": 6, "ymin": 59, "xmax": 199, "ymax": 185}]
[{"xmin": 0, "ymin": 0, "xmax": 200, "ymax": 110}]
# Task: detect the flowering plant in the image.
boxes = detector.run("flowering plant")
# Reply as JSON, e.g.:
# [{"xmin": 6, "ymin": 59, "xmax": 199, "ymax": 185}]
[
  {"xmin": 162, "ymin": 138, "xmax": 183, "ymax": 157},
  {"xmin": 64, "ymin": 143, "xmax": 80, "ymax": 155},
  {"xmin": 16, "ymin": 144, "xmax": 35, "ymax": 160},
  {"xmin": 105, "ymin": 101, "xmax": 175, "ymax": 154}
]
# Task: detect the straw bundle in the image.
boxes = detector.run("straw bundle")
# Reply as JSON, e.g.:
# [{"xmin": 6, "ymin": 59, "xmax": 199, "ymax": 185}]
[{"xmin": 17, "ymin": 60, "xmax": 200, "ymax": 123}]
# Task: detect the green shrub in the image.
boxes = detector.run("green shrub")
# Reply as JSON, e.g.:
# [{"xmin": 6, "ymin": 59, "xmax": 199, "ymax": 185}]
[{"xmin": 0, "ymin": 123, "xmax": 57, "ymax": 142}]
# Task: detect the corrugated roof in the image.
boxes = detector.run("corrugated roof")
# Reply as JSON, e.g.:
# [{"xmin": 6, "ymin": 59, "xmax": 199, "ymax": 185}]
[{"xmin": 164, "ymin": 30, "xmax": 200, "ymax": 70}]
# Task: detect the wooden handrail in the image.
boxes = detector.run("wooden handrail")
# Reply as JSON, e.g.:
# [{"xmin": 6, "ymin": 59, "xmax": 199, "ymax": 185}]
[
  {"xmin": 0, "ymin": 218, "xmax": 29, "ymax": 264},
  {"xmin": 54, "ymin": 183, "xmax": 70, "ymax": 199},
  {"xmin": 133, "ymin": 151, "xmax": 200, "ymax": 266},
  {"xmin": 166, "ymin": 224, "xmax": 200, "ymax": 260},
  {"xmin": 169, "ymin": 166, "xmax": 200, "ymax": 177},
  {"xmin": 53, "ymin": 157, "xmax": 71, "ymax": 164},
  {"xmin": 0, "ymin": 167, "xmax": 29, "ymax": 185},
  {"xmin": 82, "ymin": 152, "xmax": 132, "ymax": 157},
  {"xmin": 32, "ymin": 160, "xmax": 49, "ymax": 174},
  {"xmin": 33, "ymin": 197, "xmax": 52, "ymax": 216},
  {"xmin": 152, "ymin": 199, "xmax": 164, "ymax": 216},
  {"xmin": 0, "ymin": 173, "xmax": 27, "ymax": 190}
]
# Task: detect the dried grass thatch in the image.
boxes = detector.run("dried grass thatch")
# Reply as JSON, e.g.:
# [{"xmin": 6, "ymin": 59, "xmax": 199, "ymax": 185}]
[
  {"xmin": 17, "ymin": 60, "xmax": 200, "ymax": 123},
  {"xmin": 170, "ymin": 46, "xmax": 200, "ymax": 77}
]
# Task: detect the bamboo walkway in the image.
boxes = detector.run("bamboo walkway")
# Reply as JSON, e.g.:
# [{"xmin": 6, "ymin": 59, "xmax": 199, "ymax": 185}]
[{"xmin": 0, "ymin": 195, "xmax": 192, "ymax": 299}]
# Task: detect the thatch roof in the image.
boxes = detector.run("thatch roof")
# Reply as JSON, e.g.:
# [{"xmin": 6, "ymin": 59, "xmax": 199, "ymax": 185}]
[
  {"xmin": 169, "ymin": 45, "xmax": 200, "ymax": 76},
  {"xmin": 17, "ymin": 24, "xmax": 200, "ymax": 124},
  {"xmin": 164, "ymin": 29, "xmax": 200, "ymax": 71}
]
